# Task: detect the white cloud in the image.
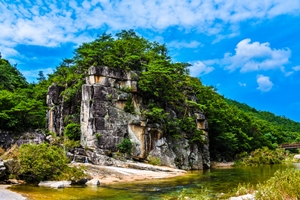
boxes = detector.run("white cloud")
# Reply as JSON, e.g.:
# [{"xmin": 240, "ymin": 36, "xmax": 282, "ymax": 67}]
[
  {"xmin": 223, "ymin": 39, "xmax": 291, "ymax": 73},
  {"xmin": 189, "ymin": 61, "xmax": 214, "ymax": 77},
  {"xmin": 0, "ymin": 0, "xmax": 299, "ymax": 52},
  {"xmin": 238, "ymin": 82, "xmax": 247, "ymax": 87},
  {"xmin": 285, "ymin": 71, "xmax": 294, "ymax": 77},
  {"xmin": 256, "ymin": 75, "xmax": 273, "ymax": 92},
  {"xmin": 293, "ymin": 66, "xmax": 300, "ymax": 71},
  {"xmin": 168, "ymin": 40, "xmax": 202, "ymax": 49},
  {"xmin": 0, "ymin": 0, "xmax": 299, "ymax": 70},
  {"xmin": 20, "ymin": 68, "xmax": 54, "ymax": 82}
]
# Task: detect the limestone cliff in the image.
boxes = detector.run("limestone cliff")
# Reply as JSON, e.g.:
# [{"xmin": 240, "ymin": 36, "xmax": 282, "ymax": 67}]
[{"xmin": 47, "ymin": 66, "xmax": 210, "ymax": 170}]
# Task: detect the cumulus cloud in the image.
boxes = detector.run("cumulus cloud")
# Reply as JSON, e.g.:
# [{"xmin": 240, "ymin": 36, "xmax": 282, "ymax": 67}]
[
  {"xmin": 1, "ymin": 0, "xmax": 300, "ymax": 51},
  {"xmin": 256, "ymin": 75, "xmax": 273, "ymax": 92},
  {"xmin": 189, "ymin": 61, "xmax": 214, "ymax": 77},
  {"xmin": 223, "ymin": 39, "xmax": 291, "ymax": 72}
]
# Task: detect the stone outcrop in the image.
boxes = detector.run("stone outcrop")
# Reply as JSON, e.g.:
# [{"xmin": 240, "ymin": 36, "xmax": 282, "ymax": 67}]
[
  {"xmin": 47, "ymin": 66, "xmax": 210, "ymax": 170},
  {"xmin": 0, "ymin": 130, "xmax": 46, "ymax": 149}
]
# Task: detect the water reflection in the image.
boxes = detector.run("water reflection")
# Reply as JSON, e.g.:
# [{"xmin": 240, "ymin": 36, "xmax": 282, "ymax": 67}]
[{"xmin": 10, "ymin": 163, "xmax": 299, "ymax": 200}]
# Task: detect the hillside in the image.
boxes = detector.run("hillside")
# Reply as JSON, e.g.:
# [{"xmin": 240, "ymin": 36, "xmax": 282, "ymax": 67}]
[{"xmin": 226, "ymin": 98, "xmax": 300, "ymax": 133}]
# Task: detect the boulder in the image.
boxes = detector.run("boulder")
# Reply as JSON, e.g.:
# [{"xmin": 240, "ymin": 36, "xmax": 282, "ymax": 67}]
[
  {"xmin": 71, "ymin": 178, "xmax": 89, "ymax": 185},
  {"xmin": 0, "ymin": 158, "xmax": 6, "ymax": 179},
  {"xmin": 38, "ymin": 181, "xmax": 72, "ymax": 189},
  {"xmin": 294, "ymin": 154, "xmax": 300, "ymax": 159},
  {"xmin": 85, "ymin": 178, "xmax": 100, "ymax": 186}
]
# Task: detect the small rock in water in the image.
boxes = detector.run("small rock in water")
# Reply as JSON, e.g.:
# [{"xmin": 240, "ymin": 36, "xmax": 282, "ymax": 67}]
[
  {"xmin": 85, "ymin": 178, "xmax": 100, "ymax": 186},
  {"xmin": 229, "ymin": 194, "xmax": 254, "ymax": 200}
]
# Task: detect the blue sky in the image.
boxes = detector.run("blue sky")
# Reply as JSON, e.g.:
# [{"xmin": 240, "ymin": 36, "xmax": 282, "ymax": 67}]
[{"xmin": 1, "ymin": 0, "xmax": 300, "ymax": 122}]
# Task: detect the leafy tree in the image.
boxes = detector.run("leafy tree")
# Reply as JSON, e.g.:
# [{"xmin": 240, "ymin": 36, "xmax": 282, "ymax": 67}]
[
  {"xmin": 0, "ymin": 58, "xmax": 27, "ymax": 90},
  {"xmin": 37, "ymin": 71, "xmax": 46, "ymax": 82}
]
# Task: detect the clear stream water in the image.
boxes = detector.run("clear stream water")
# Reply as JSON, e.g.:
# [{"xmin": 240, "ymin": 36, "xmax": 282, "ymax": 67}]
[{"xmin": 10, "ymin": 163, "xmax": 300, "ymax": 200}]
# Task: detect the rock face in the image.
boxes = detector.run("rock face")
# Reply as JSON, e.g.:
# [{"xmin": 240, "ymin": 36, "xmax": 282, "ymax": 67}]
[
  {"xmin": 47, "ymin": 66, "xmax": 210, "ymax": 170},
  {"xmin": 46, "ymin": 84, "xmax": 81, "ymax": 136},
  {"xmin": 0, "ymin": 158, "xmax": 6, "ymax": 179},
  {"xmin": 0, "ymin": 130, "xmax": 46, "ymax": 149}
]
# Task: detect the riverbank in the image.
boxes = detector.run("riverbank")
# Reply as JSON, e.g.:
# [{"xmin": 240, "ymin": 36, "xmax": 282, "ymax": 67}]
[
  {"xmin": 76, "ymin": 162, "xmax": 187, "ymax": 185},
  {"xmin": 0, "ymin": 185, "xmax": 26, "ymax": 200},
  {"xmin": 211, "ymin": 161, "xmax": 234, "ymax": 168}
]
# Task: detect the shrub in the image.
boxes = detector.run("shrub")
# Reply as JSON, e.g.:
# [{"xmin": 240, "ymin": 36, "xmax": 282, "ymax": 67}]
[
  {"xmin": 117, "ymin": 138, "xmax": 133, "ymax": 155},
  {"xmin": 124, "ymin": 97, "xmax": 135, "ymax": 114},
  {"xmin": 19, "ymin": 143, "xmax": 84, "ymax": 182},
  {"xmin": 64, "ymin": 123, "xmax": 81, "ymax": 140},
  {"xmin": 148, "ymin": 155, "xmax": 161, "ymax": 166},
  {"xmin": 255, "ymin": 169, "xmax": 300, "ymax": 199},
  {"xmin": 234, "ymin": 147, "xmax": 286, "ymax": 166}
]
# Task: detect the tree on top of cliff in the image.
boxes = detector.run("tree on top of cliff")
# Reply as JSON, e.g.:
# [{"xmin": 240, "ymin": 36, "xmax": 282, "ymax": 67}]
[
  {"xmin": 74, "ymin": 29, "xmax": 169, "ymax": 72},
  {"xmin": 0, "ymin": 58, "xmax": 28, "ymax": 91}
]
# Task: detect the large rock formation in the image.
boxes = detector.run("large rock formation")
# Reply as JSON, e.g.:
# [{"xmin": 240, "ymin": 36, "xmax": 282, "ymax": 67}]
[{"xmin": 47, "ymin": 66, "xmax": 210, "ymax": 170}]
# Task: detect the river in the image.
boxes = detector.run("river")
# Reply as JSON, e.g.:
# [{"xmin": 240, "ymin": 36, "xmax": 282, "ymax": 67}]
[{"xmin": 10, "ymin": 163, "xmax": 300, "ymax": 199}]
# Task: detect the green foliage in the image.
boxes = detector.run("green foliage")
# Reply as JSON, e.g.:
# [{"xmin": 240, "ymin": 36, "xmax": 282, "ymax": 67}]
[
  {"xmin": 143, "ymin": 106, "xmax": 168, "ymax": 123},
  {"xmin": 234, "ymin": 147, "xmax": 287, "ymax": 166},
  {"xmin": 74, "ymin": 30, "xmax": 169, "ymax": 72},
  {"xmin": 63, "ymin": 139, "xmax": 81, "ymax": 152},
  {"xmin": 124, "ymin": 97, "xmax": 135, "ymax": 114},
  {"xmin": 95, "ymin": 133, "xmax": 102, "ymax": 139},
  {"xmin": 0, "ymin": 88, "xmax": 46, "ymax": 131},
  {"xmin": 64, "ymin": 123, "xmax": 81, "ymax": 141},
  {"xmin": 0, "ymin": 58, "xmax": 47, "ymax": 132},
  {"xmin": 0, "ymin": 58, "xmax": 28, "ymax": 91},
  {"xmin": 255, "ymin": 169, "xmax": 300, "ymax": 199},
  {"xmin": 228, "ymin": 169, "xmax": 300, "ymax": 200},
  {"xmin": 168, "ymin": 188, "xmax": 211, "ymax": 200},
  {"xmin": 2, "ymin": 30, "xmax": 300, "ymax": 163},
  {"xmin": 226, "ymin": 98, "xmax": 300, "ymax": 133},
  {"xmin": 19, "ymin": 143, "xmax": 68, "ymax": 182},
  {"xmin": 147, "ymin": 155, "xmax": 161, "ymax": 166},
  {"xmin": 117, "ymin": 138, "xmax": 133, "ymax": 155},
  {"xmin": 138, "ymin": 60, "xmax": 190, "ymax": 104}
]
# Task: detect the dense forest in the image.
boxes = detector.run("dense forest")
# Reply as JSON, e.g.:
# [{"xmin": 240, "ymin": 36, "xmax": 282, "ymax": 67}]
[{"xmin": 1, "ymin": 30, "xmax": 300, "ymax": 161}]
